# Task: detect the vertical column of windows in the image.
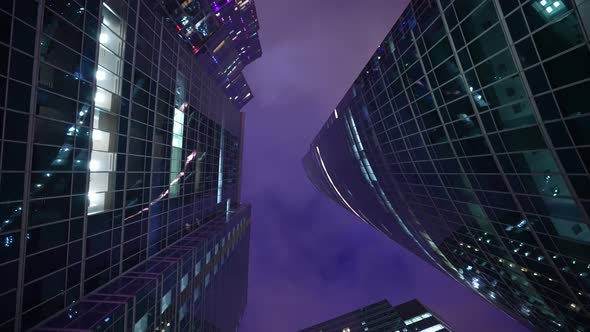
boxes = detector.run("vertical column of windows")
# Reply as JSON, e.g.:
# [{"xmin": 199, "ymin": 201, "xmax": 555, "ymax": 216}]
[{"xmin": 88, "ymin": 2, "xmax": 125, "ymax": 215}]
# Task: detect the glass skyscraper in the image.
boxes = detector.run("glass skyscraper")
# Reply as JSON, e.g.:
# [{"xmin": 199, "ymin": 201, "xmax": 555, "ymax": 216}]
[
  {"xmin": 303, "ymin": 0, "xmax": 590, "ymax": 331},
  {"xmin": 299, "ymin": 299, "xmax": 452, "ymax": 332},
  {"xmin": 0, "ymin": 0, "xmax": 259, "ymax": 330}
]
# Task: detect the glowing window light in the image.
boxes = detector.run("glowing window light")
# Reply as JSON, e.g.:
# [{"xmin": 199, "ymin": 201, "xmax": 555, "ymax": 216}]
[
  {"xmin": 99, "ymin": 33, "xmax": 109, "ymax": 43},
  {"xmin": 96, "ymin": 70, "xmax": 106, "ymax": 80}
]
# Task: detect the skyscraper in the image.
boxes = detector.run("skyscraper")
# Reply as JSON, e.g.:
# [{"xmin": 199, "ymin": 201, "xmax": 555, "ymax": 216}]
[
  {"xmin": 0, "ymin": 0, "xmax": 259, "ymax": 330},
  {"xmin": 299, "ymin": 299, "xmax": 452, "ymax": 332},
  {"xmin": 303, "ymin": 0, "xmax": 590, "ymax": 331}
]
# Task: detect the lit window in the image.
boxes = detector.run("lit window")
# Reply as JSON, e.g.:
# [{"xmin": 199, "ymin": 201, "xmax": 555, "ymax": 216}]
[
  {"xmin": 181, "ymin": 273, "xmax": 188, "ymax": 291},
  {"xmin": 161, "ymin": 290, "xmax": 172, "ymax": 313},
  {"xmin": 134, "ymin": 313, "xmax": 148, "ymax": 332},
  {"xmin": 418, "ymin": 324, "xmax": 444, "ymax": 332},
  {"xmin": 195, "ymin": 261, "xmax": 202, "ymax": 277}
]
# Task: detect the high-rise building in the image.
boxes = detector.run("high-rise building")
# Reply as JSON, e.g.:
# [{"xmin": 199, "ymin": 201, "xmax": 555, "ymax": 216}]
[
  {"xmin": 0, "ymin": 0, "xmax": 257, "ymax": 330},
  {"xmin": 303, "ymin": 0, "xmax": 590, "ymax": 331},
  {"xmin": 168, "ymin": 0, "xmax": 262, "ymax": 107},
  {"xmin": 299, "ymin": 299, "xmax": 452, "ymax": 332},
  {"xmin": 34, "ymin": 205, "xmax": 252, "ymax": 332}
]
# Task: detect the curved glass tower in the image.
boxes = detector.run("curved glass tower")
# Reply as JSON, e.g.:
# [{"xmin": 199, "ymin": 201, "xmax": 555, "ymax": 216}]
[{"xmin": 303, "ymin": 0, "xmax": 590, "ymax": 331}]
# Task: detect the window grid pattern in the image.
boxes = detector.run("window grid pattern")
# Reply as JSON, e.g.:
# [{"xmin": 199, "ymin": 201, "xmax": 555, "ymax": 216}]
[
  {"xmin": 34, "ymin": 205, "xmax": 251, "ymax": 332},
  {"xmin": 305, "ymin": 0, "xmax": 590, "ymax": 331},
  {"xmin": 0, "ymin": 0, "xmax": 244, "ymax": 330}
]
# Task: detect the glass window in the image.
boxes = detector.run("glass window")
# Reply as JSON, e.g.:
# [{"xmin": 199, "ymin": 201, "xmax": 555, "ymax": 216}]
[
  {"xmin": 0, "ymin": 174, "xmax": 24, "ymax": 202},
  {"xmin": 160, "ymin": 289, "xmax": 171, "ymax": 313},
  {"xmin": 440, "ymin": 77, "xmax": 467, "ymax": 104},
  {"xmin": 544, "ymin": 47, "xmax": 590, "ymax": 88},
  {"xmin": 422, "ymin": 18, "xmax": 446, "ymax": 49},
  {"xmin": 475, "ymin": 49, "xmax": 516, "ymax": 87},
  {"xmin": 24, "ymin": 245, "xmax": 67, "ymax": 282},
  {"xmin": 134, "ymin": 313, "xmax": 148, "ymax": 332},
  {"xmin": 43, "ymin": 9, "xmax": 83, "ymax": 51},
  {"xmin": 7, "ymin": 80, "xmax": 32, "ymax": 112},
  {"xmin": 533, "ymin": 13, "xmax": 585, "ymax": 60},
  {"xmin": 454, "ymin": 116, "xmax": 481, "ymax": 138},
  {"xmin": 4, "ymin": 111, "xmax": 29, "ymax": 143},
  {"xmin": 194, "ymin": 286, "xmax": 200, "ymax": 302},
  {"xmin": 181, "ymin": 273, "xmax": 188, "ymax": 291},
  {"xmin": 491, "ymin": 101, "xmax": 535, "ymax": 130},
  {"xmin": 524, "ymin": 65, "xmax": 550, "ymax": 94},
  {"xmin": 505, "ymin": 9, "xmax": 529, "ymax": 41},
  {"xmin": 510, "ymin": 150, "xmax": 559, "ymax": 173},
  {"xmin": 0, "ymin": 11, "xmax": 11, "ymax": 45},
  {"xmin": 36, "ymin": 90, "xmax": 77, "ymax": 123},
  {"xmin": 0, "ymin": 231, "xmax": 20, "ymax": 264},
  {"xmin": 30, "ymin": 172, "xmax": 71, "ymax": 198},
  {"xmin": 515, "ymin": 38, "xmax": 540, "ymax": 68},
  {"xmin": 482, "ymin": 75, "xmax": 527, "ymax": 108},
  {"xmin": 535, "ymin": 93, "xmax": 560, "ymax": 120},
  {"xmin": 194, "ymin": 260, "xmax": 201, "ymax": 276},
  {"xmin": 566, "ymin": 116, "xmax": 590, "ymax": 146},
  {"xmin": 544, "ymin": 122, "xmax": 572, "ymax": 148},
  {"xmin": 501, "ymin": 126, "xmax": 546, "ymax": 152},
  {"xmin": 10, "ymin": 51, "xmax": 33, "ymax": 83},
  {"xmin": 40, "ymin": 35, "xmax": 81, "ymax": 74},
  {"xmin": 34, "ymin": 118, "xmax": 71, "ymax": 146},
  {"xmin": 468, "ymin": 25, "xmax": 507, "ymax": 64},
  {"xmin": 554, "ymin": 81, "xmax": 590, "ymax": 117},
  {"xmin": 523, "ymin": 0, "xmax": 574, "ymax": 32},
  {"xmin": 38, "ymin": 64, "xmax": 79, "ymax": 100},
  {"xmin": 434, "ymin": 58, "xmax": 460, "ymax": 84},
  {"xmin": 29, "ymin": 196, "xmax": 70, "ymax": 226},
  {"xmin": 22, "ymin": 270, "xmax": 65, "ymax": 311},
  {"xmin": 460, "ymin": 1, "xmax": 498, "ymax": 42},
  {"xmin": 12, "ymin": 20, "xmax": 36, "ymax": 55},
  {"xmin": 26, "ymin": 222, "xmax": 68, "ymax": 255},
  {"xmin": 427, "ymin": 38, "xmax": 452, "ymax": 67}
]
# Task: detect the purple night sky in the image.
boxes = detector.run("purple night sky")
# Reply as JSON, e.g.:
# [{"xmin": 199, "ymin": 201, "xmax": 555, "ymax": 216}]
[{"xmin": 237, "ymin": 1, "xmax": 530, "ymax": 331}]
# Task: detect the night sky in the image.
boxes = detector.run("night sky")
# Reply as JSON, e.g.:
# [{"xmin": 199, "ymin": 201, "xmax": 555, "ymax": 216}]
[{"xmin": 237, "ymin": 1, "xmax": 530, "ymax": 331}]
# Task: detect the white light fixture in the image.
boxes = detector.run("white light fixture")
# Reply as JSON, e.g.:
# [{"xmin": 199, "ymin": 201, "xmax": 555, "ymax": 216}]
[
  {"xmin": 99, "ymin": 33, "xmax": 109, "ymax": 43},
  {"xmin": 95, "ymin": 92, "xmax": 105, "ymax": 103},
  {"xmin": 89, "ymin": 160, "xmax": 100, "ymax": 171},
  {"xmin": 96, "ymin": 70, "xmax": 106, "ymax": 81},
  {"xmin": 546, "ymin": 6, "xmax": 553, "ymax": 13},
  {"xmin": 540, "ymin": 0, "xmax": 547, "ymax": 5},
  {"xmin": 553, "ymin": 1, "xmax": 560, "ymax": 7}
]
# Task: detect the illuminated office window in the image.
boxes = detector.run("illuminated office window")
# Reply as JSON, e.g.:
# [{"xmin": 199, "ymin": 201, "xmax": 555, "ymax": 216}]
[{"xmin": 88, "ymin": 2, "xmax": 125, "ymax": 215}]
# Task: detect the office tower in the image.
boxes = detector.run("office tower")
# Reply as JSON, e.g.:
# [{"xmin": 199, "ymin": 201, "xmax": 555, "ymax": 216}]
[
  {"xmin": 34, "ymin": 205, "xmax": 252, "ymax": 332},
  {"xmin": 0, "ymin": 0, "xmax": 258, "ymax": 330},
  {"xmin": 303, "ymin": 0, "xmax": 590, "ymax": 331},
  {"xmin": 170, "ymin": 0, "xmax": 262, "ymax": 107},
  {"xmin": 299, "ymin": 299, "xmax": 452, "ymax": 332}
]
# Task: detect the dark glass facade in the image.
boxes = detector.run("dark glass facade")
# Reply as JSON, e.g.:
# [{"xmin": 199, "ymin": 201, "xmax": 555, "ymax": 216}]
[
  {"xmin": 0, "ymin": 0, "xmax": 256, "ymax": 330},
  {"xmin": 173, "ymin": 0, "xmax": 262, "ymax": 108},
  {"xmin": 34, "ymin": 204, "xmax": 251, "ymax": 332},
  {"xmin": 299, "ymin": 299, "xmax": 452, "ymax": 332},
  {"xmin": 303, "ymin": 0, "xmax": 590, "ymax": 331}
]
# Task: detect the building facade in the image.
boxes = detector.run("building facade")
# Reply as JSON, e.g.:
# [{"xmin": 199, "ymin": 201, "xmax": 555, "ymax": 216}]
[
  {"xmin": 303, "ymin": 0, "xmax": 590, "ymax": 331},
  {"xmin": 0, "ymin": 0, "xmax": 256, "ymax": 330},
  {"xmin": 34, "ymin": 204, "xmax": 252, "ymax": 332},
  {"xmin": 299, "ymin": 299, "xmax": 452, "ymax": 332}
]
